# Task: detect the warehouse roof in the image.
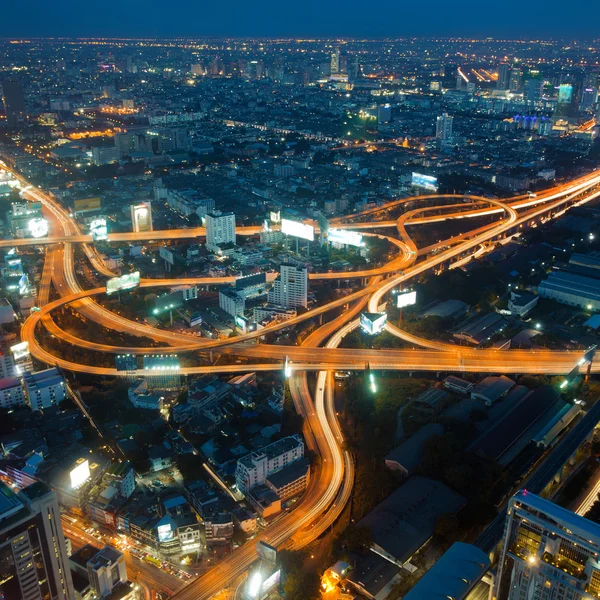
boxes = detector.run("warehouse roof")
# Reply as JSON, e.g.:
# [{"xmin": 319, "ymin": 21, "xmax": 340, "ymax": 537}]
[
  {"xmin": 403, "ymin": 542, "xmax": 489, "ymax": 600},
  {"xmin": 358, "ymin": 476, "xmax": 465, "ymax": 564}
]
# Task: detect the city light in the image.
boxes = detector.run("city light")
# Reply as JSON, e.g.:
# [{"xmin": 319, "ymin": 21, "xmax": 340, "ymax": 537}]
[
  {"xmin": 247, "ymin": 572, "xmax": 263, "ymax": 599},
  {"xmin": 28, "ymin": 217, "xmax": 49, "ymax": 238}
]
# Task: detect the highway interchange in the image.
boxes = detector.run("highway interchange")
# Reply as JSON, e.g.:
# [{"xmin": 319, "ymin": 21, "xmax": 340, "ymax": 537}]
[{"xmin": 4, "ymin": 162, "xmax": 600, "ymax": 598}]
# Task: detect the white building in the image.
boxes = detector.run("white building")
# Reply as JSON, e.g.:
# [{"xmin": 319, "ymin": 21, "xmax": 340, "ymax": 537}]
[
  {"xmin": 436, "ymin": 113, "xmax": 453, "ymax": 141},
  {"xmin": 23, "ymin": 368, "xmax": 66, "ymax": 411},
  {"xmin": 235, "ymin": 435, "xmax": 304, "ymax": 494},
  {"xmin": 205, "ymin": 211, "xmax": 236, "ymax": 253},
  {"xmin": 87, "ymin": 546, "xmax": 128, "ymax": 598},
  {"xmin": 0, "ymin": 377, "xmax": 25, "ymax": 409},
  {"xmin": 495, "ymin": 490, "xmax": 600, "ymax": 600},
  {"xmin": 219, "ymin": 289, "xmax": 246, "ymax": 317},
  {"xmin": 268, "ymin": 263, "xmax": 308, "ymax": 309}
]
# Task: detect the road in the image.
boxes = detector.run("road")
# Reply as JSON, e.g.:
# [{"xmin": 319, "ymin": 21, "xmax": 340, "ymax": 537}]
[{"xmin": 3, "ymin": 162, "xmax": 600, "ymax": 599}]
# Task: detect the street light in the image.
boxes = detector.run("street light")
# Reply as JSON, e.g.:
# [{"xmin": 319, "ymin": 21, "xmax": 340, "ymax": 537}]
[{"xmin": 535, "ymin": 323, "xmax": 542, "ymax": 330}]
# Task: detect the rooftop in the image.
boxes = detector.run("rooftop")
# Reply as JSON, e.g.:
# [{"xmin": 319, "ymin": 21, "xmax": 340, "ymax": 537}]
[
  {"xmin": 358, "ymin": 475, "xmax": 466, "ymax": 564},
  {"xmin": 402, "ymin": 542, "xmax": 490, "ymax": 600}
]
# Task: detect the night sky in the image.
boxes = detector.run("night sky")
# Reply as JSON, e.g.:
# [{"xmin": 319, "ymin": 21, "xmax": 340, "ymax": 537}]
[{"xmin": 1, "ymin": 0, "xmax": 598, "ymax": 38}]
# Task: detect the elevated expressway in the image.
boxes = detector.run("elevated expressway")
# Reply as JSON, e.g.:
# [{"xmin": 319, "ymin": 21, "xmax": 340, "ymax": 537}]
[{"xmin": 6, "ymin": 162, "xmax": 600, "ymax": 599}]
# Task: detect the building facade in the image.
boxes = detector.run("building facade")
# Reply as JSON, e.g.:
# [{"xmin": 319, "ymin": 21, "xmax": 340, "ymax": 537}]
[{"xmin": 495, "ymin": 490, "xmax": 600, "ymax": 600}]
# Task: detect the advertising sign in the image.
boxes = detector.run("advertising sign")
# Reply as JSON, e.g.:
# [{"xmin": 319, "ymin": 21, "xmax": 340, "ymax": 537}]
[
  {"xmin": 28, "ymin": 218, "xmax": 49, "ymax": 238},
  {"xmin": 159, "ymin": 246, "xmax": 175, "ymax": 265},
  {"xmin": 74, "ymin": 197, "xmax": 101, "ymax": 212},
  {"xmin": 10, "ymin": 341, "xmax": 30, "ymax": 361},
  {"xmin": 360, "ymin": 312, "xmax": 387, "ymax": 335},
  {"xmin": 90, "ymin": 218, "xmax": 108, "ymax": 241},
  {"xmin": 70, "ymin": 459, "xmax": 91, "ymax": 489},
  {"xmin": 281, "ymin": 218, "xmax": 314, "ymax": 241},
  {"xmin": 411, "ymin": 172, "xmax": 438, "ymax": 192},
  {"xmin": 106, "ymin": 271, "xmax": 141, "ymax": 295},
  {"xmin": 158, "ymin": 523, "xmax": 174, "ymax": 542},
  {"xmin": 397, "ymin": 290, "xmax": 417, "ymax": 308},
  {"xmin": 328, "ymin": 229, "xmax": 364, "ymax": 247}
]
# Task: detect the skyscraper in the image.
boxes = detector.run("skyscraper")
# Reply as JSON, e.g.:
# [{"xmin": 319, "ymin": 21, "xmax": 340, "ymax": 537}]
[
  {"xmin": 0, "ymin": 481, "xmax": 75, "ymax": 600},
  {"xmin": 1, "ymin": 79, "xmax": 26, "ymax": 127},
  {"xmin": 509, "ymin": 68, "xmax": 523, "ymax": 93},
  {"xmin": 330, "ymin": 49, "xmax": 340, "ymax": 75},
  {"xmin": 205, "ymin": 211, "xmax": 236, "ymax": 253},
  {"xmin": 524, "ymin": 79, "xmax": 543, "ymax": 104},
  {"xmin": 497, "ymin": 63, "xmax": 510, "ymax": 91},
  {"xmin": 436, "ymin": 113, "xmax": 453, "ymax": 141},
  {"xmin": 267, "ymin": 263, "xmax": 308, "ymax": 309},
  {"xmin": 494, "ymin": 490, "xmax": 600, "ymax": 600}
]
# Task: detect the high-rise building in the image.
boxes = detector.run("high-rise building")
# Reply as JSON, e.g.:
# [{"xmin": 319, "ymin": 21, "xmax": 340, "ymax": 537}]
[
  {"xmin": 130, "ymin": 201, "xmax": 153, "ymax": 233},
  {"xmin": 524, "ymin": 79, "xmax": 544, "ymax": 104},
  {"xmin": 339, "ymin": 51, "xmax": 348, "ymax": 75},
  {"xmin": 205, "ymin": 211, "xmax": 236, "ymax": 253},
  {"xmin": 555, "ymin": 83, "xmax": 580, "ymax": 119},
  {"xmin": 497, "ymin": 63, "xmax": 510, "ymax": 91},
  {"xmin": 509, "ymin": 68, "xmax": 523, "ymax": 93},
  {"xmin": 436, "ymin": 113, "xmax": 454, "ymax": 141},
  {"xmin": 267, "ymin": 263, "xmax": 308, "ymax": 309},
  {"xmin": 1, "ymin": 79, "xmax": 26, "ymax": 127},
  {"xmin": 330, "ymin": 49, "xmax": 340, "ymax": 75},
  {"xmin": 494, "ymin": 490, "xmax": 600, "ymax": 600},
  {"xmin": 0, "ymin": 481, "xmax": 75, "ymax": 600}
]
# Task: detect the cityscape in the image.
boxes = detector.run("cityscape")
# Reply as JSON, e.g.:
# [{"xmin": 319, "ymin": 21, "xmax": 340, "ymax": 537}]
[{"xmin": 1, "ymin": 13, "xmax": 600, "ymax": 600}]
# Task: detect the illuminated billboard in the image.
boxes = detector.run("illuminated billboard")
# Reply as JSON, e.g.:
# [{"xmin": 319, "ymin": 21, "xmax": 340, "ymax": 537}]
[
  {"xmin": 28, "ymin": 218, "xmax": 49, "ymax": 238},
  {"xmin": 270, "ymin": 210, "xmax": 281, "ymax": 223},
  {"xmin": 90, "ymin": 218, "xmax": 108, "ymax": 241},
  {"xmin": 5, "ymin": 257, "xmax": 23, "ymax": 275},
  {"xmin": 70, "ymin": 459, "xmax": 91, "ymax": 489},
  {"xmin": 261, "ymin": 570, "xmax": 281, "ymax": 595},
  {"xmin": 328, "ymin": 229, "xmax": 364, "ymax": 247},
  {"xmin": 131, "ymin": 201, "xmax": 153, "ymax": 233},
  {"xmin": 74, "ymin": 197, "xmax": 101, "ymax": 212},
  {"xmin": 10, "ymin": 341, "xmax": 30, "ymax": 361},
  {"xmin": 558, "ymin": 84, "xmax": 573, "ymax": 104},
  {"xmin": 157, "ymin": 523, "xmax": 174, "ymax": 542},
  {"xmin": 397, "ymin": 290, "xmax": 417, "ymax": 308},
  {"xmin": 18, "ymin": 274, "xmax": 29, "ymax": 296},
  {"xmin": 412, "ymin": 172, "xmax": 438, "ymax": 192},
  {"xmin": 106, "ymin": 271, "xmax": 140, "ymax": 295},
  {"xmin": 360, "ymin": 312, "xmax": 387, "ymax": 335},
  {"xmin": 281, "ymin": 218, "xmax": 314, "ymax": 241}
]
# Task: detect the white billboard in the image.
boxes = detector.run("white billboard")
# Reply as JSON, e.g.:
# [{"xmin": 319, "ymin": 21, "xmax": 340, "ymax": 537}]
[
  {"xmin": 360, "ymin": 312, "xmax": 387, "ymax": 335},
  {"xmin": 328, "ymin": 229, "xmax": 364, "ymax": 247},
  {"xmin": 70, "ymin": 459, "xmax": 91, "ymax": 489},
  {"xmin": 281, "ymin": 218, "xmax": 314, "ymax": 241},
  {"xmin": 159, "ymin": 246, "xmax": 175, "ymax": 265},
  {"xmin": 106, "ymin": 271, "xmax": 140, "ymax": 295},
  {"xmin": 28, "ymin": 218, "xmax": 49, "ymax": 238},
  {"xmin": 157, "ymin": 523, "xmax": 174, "ymax": 542},
  {"xmin": 397, "ymin": 290, "xmax": 417, "ymax": 308},
  {"xmin": 90, "ymin": 218, "xmax": 108, "ymax": 241},
  {"xmin": 10, "ymin": 341, "xmax": 30, "ymax": 361},
  {"xmin": 412, "ymin": 172, "xmax": 438, "ymax": 192}
]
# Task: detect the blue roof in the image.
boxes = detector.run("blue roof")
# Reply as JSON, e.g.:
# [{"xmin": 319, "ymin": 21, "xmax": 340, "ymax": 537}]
[
  {"xmin": 539, "ymin": 271, "xmax": 600, "ymax": 301},
  {"xmin": 403, "ymin": 543, "xmax": 490, "ymax": 600}
]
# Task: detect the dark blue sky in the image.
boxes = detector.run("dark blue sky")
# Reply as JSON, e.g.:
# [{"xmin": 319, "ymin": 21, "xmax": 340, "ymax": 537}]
[{"xmin": 1, "ymin": 0, "xmax": 598, "ymax": 38}]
